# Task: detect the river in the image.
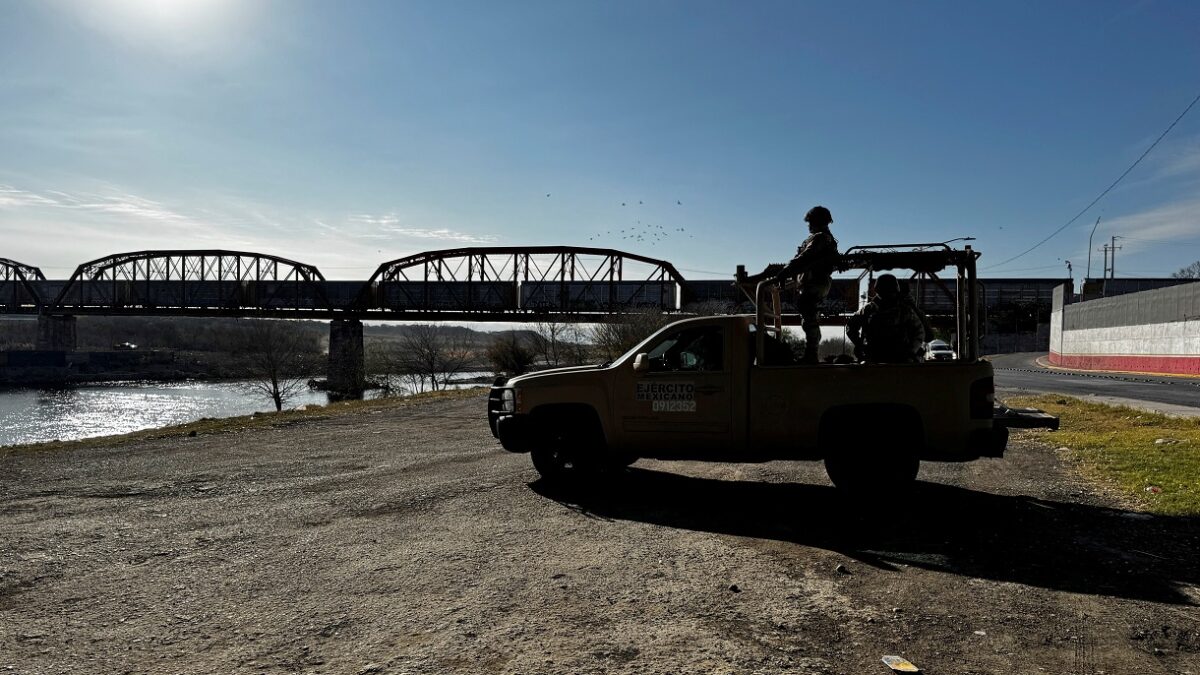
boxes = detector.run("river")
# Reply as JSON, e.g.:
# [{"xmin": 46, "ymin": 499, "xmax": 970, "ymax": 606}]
[{"xmin": 0, "ymin": 378, "xmax": 487, "ymax": 447}]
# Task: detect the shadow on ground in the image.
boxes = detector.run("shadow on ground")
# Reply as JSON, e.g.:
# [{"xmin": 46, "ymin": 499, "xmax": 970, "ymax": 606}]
[{"xmin": 531, "ymin": 468, "xmax": 1200, "ymax": 605}]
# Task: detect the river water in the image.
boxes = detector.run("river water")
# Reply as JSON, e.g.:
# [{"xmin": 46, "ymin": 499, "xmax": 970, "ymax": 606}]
[{"xmin": 0, "ymin": 378, "xmax": 486, "ymax": 447}]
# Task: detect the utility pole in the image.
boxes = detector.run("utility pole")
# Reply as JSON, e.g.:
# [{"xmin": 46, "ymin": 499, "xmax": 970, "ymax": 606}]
[
  {"xmin": 1101, "ymin": 244, "xmax": 1110, "ymax": 278},
  {"xmin": 1086, "ymin": 216, "xmax": 1101, "ymax": 280},
  {"xmin": 1109, "ymin": 235, "xmax": 1122, "ymax": 280}
]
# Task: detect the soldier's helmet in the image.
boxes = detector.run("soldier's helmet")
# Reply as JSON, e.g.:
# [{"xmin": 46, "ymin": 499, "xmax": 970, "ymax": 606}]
[
  {"xmin": 875, "ymin": 274, "xmax": 900, "ymax": 298},
  {"xmin": 804, "ymin": 205, "xmax": 833, "ymax": 227}
]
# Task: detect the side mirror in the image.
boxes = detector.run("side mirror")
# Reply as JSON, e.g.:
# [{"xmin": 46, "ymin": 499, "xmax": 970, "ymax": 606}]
[{"xmin": 632, "ymin": 353, "xmax": 650, "ymax": 373}]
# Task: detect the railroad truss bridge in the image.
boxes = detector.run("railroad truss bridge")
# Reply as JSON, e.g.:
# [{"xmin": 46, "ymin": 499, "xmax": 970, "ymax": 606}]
[{"xmin": 5, "ymin": 247, "xmax": 859, "ymax": 395}]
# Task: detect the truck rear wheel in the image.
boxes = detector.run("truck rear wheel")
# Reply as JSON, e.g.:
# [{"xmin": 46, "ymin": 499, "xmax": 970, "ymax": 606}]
[
  {"xmin": 820, "ymin": 406, "xmax": 922, "ymax": 493},
  {"xmin": 823, "ymin": 450, "xmax": 919, "ymax": 493}
]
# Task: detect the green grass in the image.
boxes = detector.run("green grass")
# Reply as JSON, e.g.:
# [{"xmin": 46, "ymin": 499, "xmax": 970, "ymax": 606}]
[
  {"xmin": 1008, "ymin": 394, "xmax": 1200, "ymax": 516},
  {"xmin": 0, "ymin": 387, "xmax": 486, "ymax": 457}
]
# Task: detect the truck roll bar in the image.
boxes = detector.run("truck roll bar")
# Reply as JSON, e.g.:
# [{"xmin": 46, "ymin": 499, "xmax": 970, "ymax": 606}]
[{"xmin": 735, "ymin": 243, "xmax": 983, "ymax": 364}]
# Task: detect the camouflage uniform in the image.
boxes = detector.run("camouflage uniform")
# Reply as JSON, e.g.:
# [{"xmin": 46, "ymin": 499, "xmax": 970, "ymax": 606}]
[
  {"xmin": 777, "ymin": 230, "xmax": 840, "ymax": 361},
  {"xmin": 744, "ymin": 206, "xmax": 839, "ymax": 364},
  {"xmin": 847, "ymin": 289, "xmax": 926, "ymax": 364}
]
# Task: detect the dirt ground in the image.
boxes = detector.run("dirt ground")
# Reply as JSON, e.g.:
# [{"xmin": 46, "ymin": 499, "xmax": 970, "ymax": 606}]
[{"xmin": 2, "ymin": 392, "xmax": 1199, "ymax": 674}]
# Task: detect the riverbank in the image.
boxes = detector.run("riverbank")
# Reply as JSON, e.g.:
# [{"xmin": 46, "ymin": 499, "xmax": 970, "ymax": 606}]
[
  {"xmin": 0, "ymin": 377, "xmax": 488, "ymax": 448},
  {"xmin": 3, "ymin": 393, "xmax": 1197, "ymax": 673},
  {"xmin": 0, "ymin": 387, "xmax": 481, "ymax": 455}
]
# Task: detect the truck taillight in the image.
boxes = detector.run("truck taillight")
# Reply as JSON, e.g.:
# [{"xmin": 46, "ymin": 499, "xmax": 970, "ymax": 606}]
[{"xmin": 970, "ymin": 377, "xmax": 995, "ymax": 419}]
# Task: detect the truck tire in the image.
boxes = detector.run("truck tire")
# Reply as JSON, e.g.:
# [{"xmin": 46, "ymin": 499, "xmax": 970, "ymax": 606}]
[
  {"xmin": 528, "ymin": 410, "xmax": 607, "ymax": 485},
  {"xmin": 530, "ymin": 446, "xmax": 587, "ymax": 483},
  {"xmin": 823, "ymin": 450, "xmax": 919, "ymax": 493},
  {"xmin": 820, "ymin": 407, "xmax": 922, "ymax": 493}
]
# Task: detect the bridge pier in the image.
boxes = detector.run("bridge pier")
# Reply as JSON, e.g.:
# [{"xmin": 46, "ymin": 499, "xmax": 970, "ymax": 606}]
[
  {"xmin": 327, "ymin": 319, "xmax": 365, "ymax": 399},
  {"xmin": 36, "ymin": 315, "xmax": 77, "ymax": 351}
]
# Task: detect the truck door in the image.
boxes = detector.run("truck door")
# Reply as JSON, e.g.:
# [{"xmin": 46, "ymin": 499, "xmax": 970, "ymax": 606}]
[{"xmin": 615, "ymin": 324, "xmax": 733, "ymax": 452}]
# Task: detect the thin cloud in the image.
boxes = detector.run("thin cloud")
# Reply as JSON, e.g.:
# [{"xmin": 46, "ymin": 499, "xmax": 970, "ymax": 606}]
[
  {"xmin": 347, "ymin": 211, "xmax": 499, "ymax": 244},
  {"xmin": 1094, "ymin": 197, "xmax": 1200, "ymax": 257},
  {"xmin": 382, "ymin": 226, "xmax": 498, "ymax": 245},
  {"xmin": 0, "ymin": 185, "xmax": 200, "ymax": 229},
  {"xmin": 1155, "ymin": 139, "xmax": 1200, "ymax": 180},
  {"xmin": 347, "ymin": 213, "xmax": 401, "ymax": 226},
  {"xmin": 0, "ymin": 185, "xmax": 59, "ymax": 208},
  {"xmin": 313, "ymin": 219, "xmax": 342, "ymax": 235}
]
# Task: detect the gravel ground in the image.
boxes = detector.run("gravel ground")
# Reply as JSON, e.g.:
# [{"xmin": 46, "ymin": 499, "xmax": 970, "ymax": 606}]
[{"xmin": 2, "ymin": 392, "xmax": 1199, "ymax": 674}]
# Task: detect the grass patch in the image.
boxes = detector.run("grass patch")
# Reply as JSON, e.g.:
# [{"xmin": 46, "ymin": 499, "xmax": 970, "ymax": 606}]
[
  {"xmin": 0, "ymin": 387, "xmax": 486, "ymax": 457},
  {"xmin": 1008, "ymin": 394, "xmax": 1200, "ymax": 516}
]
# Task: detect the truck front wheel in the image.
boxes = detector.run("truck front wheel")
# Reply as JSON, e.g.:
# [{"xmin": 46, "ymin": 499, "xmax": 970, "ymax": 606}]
[
  {"xmin": 531, "ymin": 446, "xmax": 589, "ymax": 482},
  {"xmin": 528, "ymin": 411, "xmax": 607, "ymax": 485}
]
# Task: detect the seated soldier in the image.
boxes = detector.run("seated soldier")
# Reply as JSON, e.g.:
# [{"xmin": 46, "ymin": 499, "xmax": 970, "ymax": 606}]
[{"xmin": 846, "ymin": 274, "xmax": 926, "ymax": 363}]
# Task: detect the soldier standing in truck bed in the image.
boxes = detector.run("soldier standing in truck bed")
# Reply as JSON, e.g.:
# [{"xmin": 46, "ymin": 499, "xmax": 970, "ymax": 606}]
[
  {"xmin": 746, "ymin": 206, "xmax": 840, "ymax": 364},
  {"xmin": 847, "ymin": 273, "xmax": 926, "ymax": 363}
]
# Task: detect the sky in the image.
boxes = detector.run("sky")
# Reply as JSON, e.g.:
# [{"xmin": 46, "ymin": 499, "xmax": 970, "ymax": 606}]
[{"xmin": 2, "ymin": 0, "xmax": 1200, "ymax": 283}]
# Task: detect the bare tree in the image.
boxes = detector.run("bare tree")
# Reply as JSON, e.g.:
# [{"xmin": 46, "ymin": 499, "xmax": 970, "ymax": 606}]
[
  {"xmin": 530, "ymin": 320, "xmax": 591, "ymax": 367},
  {"xmin": 1172, "ymin": 261, "xmax": 1200, "ymax": 279},
  {"xmin": 240, "ymin": 320, "xmax": 318, "ymax": 411},
  {"xmin": 486, "ymin": 331, "xmax": 536, "ymax": 375},
  {"xmin": 589, "ymin": 309, "xmax": 673, "ymax": 362},
  {"xmin": 396, "ymin": 324, "xmax": 474, "ymax": 392},
  {"xmin": 365, "ymin": 339, "xmax": 411, "ymax": 396}
]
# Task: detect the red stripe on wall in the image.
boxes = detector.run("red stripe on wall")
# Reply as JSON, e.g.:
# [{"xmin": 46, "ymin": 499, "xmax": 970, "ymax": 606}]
[{"xmin": 1048, "ymin": 351, "xmax": 1200, "ymax": 376}]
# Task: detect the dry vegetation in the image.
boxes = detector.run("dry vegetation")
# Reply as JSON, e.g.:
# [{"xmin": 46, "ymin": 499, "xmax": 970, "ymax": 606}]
[{"xmin": 1009, "ymin": 394, "xmax": 1200, "ymax": 515}]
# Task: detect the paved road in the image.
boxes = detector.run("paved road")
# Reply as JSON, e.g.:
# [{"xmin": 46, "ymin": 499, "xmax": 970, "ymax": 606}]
[{"xmin": 991, "ymin": 352, "xmax": 1200, "ymax": 415}]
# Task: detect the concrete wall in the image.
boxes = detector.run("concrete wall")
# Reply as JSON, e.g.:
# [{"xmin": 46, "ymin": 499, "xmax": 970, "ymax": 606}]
[{"xmin": 1049, "ymin": 281, "xmax": 1200, "ymax": 375}]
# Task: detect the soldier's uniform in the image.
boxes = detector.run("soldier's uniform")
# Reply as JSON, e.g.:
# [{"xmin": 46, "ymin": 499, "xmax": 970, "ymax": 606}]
[
  {"xmin": 743, "ymin": 205, "xmax": 840, "ymax": 364},
  {"xmin": 777, "ymin": 209, "xmax": 840, "ymax": 363},
  {"xmin": 787, "ymin": 229, "xmax": 839, "ymax": 346},
  {"xmin": 847, "ymin": 276, "xmax": 926, "ymax": 363}
]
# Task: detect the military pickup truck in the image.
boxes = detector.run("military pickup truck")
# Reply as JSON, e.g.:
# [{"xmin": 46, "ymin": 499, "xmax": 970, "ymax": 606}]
[{"xmin": 487, "ymin": 244, "xmax": 1058, "ymax": 490}]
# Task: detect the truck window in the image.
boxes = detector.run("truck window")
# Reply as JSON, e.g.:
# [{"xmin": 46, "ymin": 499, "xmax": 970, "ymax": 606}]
[{"xmin": 644, "ymin": 326, "xmax": 724, "ymax": 372}]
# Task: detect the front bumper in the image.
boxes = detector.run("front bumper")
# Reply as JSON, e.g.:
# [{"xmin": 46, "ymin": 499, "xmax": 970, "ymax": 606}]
[
  {"xmin": 494, "ymin": 414, "xmax": 537, "ymax": 453},
  {"xmin": 488, "ymin": 385, "xmax": 535, "ymax": 452}
]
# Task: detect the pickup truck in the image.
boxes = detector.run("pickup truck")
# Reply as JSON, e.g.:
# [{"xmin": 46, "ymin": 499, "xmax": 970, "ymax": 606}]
[{"xmin": 487, "ymin": 244, "xmax": 1058, "ymax": 490}]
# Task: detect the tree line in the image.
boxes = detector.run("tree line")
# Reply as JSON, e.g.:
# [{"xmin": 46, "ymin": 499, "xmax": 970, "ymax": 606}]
[{"xmin": 0, "ymin": 312, "xmax": 868, "ymax": 410}]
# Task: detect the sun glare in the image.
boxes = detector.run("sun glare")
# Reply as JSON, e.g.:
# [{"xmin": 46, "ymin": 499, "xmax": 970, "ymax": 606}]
[
  {"xmin": 62, "ymin": 0, "xmax": 248, "ymax": 54},
  {"xmin": 109, "ymin": 0, "xmax": 237, "ymax": 27}
]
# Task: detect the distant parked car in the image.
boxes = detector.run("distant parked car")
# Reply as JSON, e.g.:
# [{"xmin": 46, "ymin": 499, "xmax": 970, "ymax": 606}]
[
  {"xmin": 112, "ymin": 342, "xmax": 138, "ymax": 351},
  {"xmin": 925, "ymin": 339, "xmax": 956, "ymax": 361}
]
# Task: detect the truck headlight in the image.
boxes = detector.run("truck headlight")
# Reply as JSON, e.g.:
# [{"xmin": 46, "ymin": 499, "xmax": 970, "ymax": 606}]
[{"xmin": 501, "ymin": 389, "xmax": 516, "ymax": 413}]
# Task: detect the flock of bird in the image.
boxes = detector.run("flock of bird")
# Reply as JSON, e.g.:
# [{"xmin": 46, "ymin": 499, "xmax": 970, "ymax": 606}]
[
  {"xmin": 544, "ymin": 194, "xmax": 693, "ymax": 248},
  {"xmin": 586, "ymin": 219, "xmax": 693, "ymax": 246}
]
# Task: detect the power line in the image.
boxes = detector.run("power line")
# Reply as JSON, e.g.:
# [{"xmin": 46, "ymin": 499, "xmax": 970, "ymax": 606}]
[{"xmin": 985, "ymin": 88, "xmax": 1200, "ymax": 271}]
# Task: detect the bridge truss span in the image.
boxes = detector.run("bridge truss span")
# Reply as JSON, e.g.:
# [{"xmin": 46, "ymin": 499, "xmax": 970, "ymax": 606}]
[
  {"xmin": 48, "ymin": 250, "xmax": 333, "ymax": 315},
  {"xmin": 357, "ymin": 246, "xmax": 687, "ymax": 316},
  {"xmin": 0, "ymin": 258, "xmax": 47, "ymax": 311}
]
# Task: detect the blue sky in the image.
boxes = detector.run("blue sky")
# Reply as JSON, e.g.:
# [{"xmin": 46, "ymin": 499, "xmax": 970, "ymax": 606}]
[{"xmin": 2, "ymin": 0, "xmax": 1199, "ymax": 281}]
